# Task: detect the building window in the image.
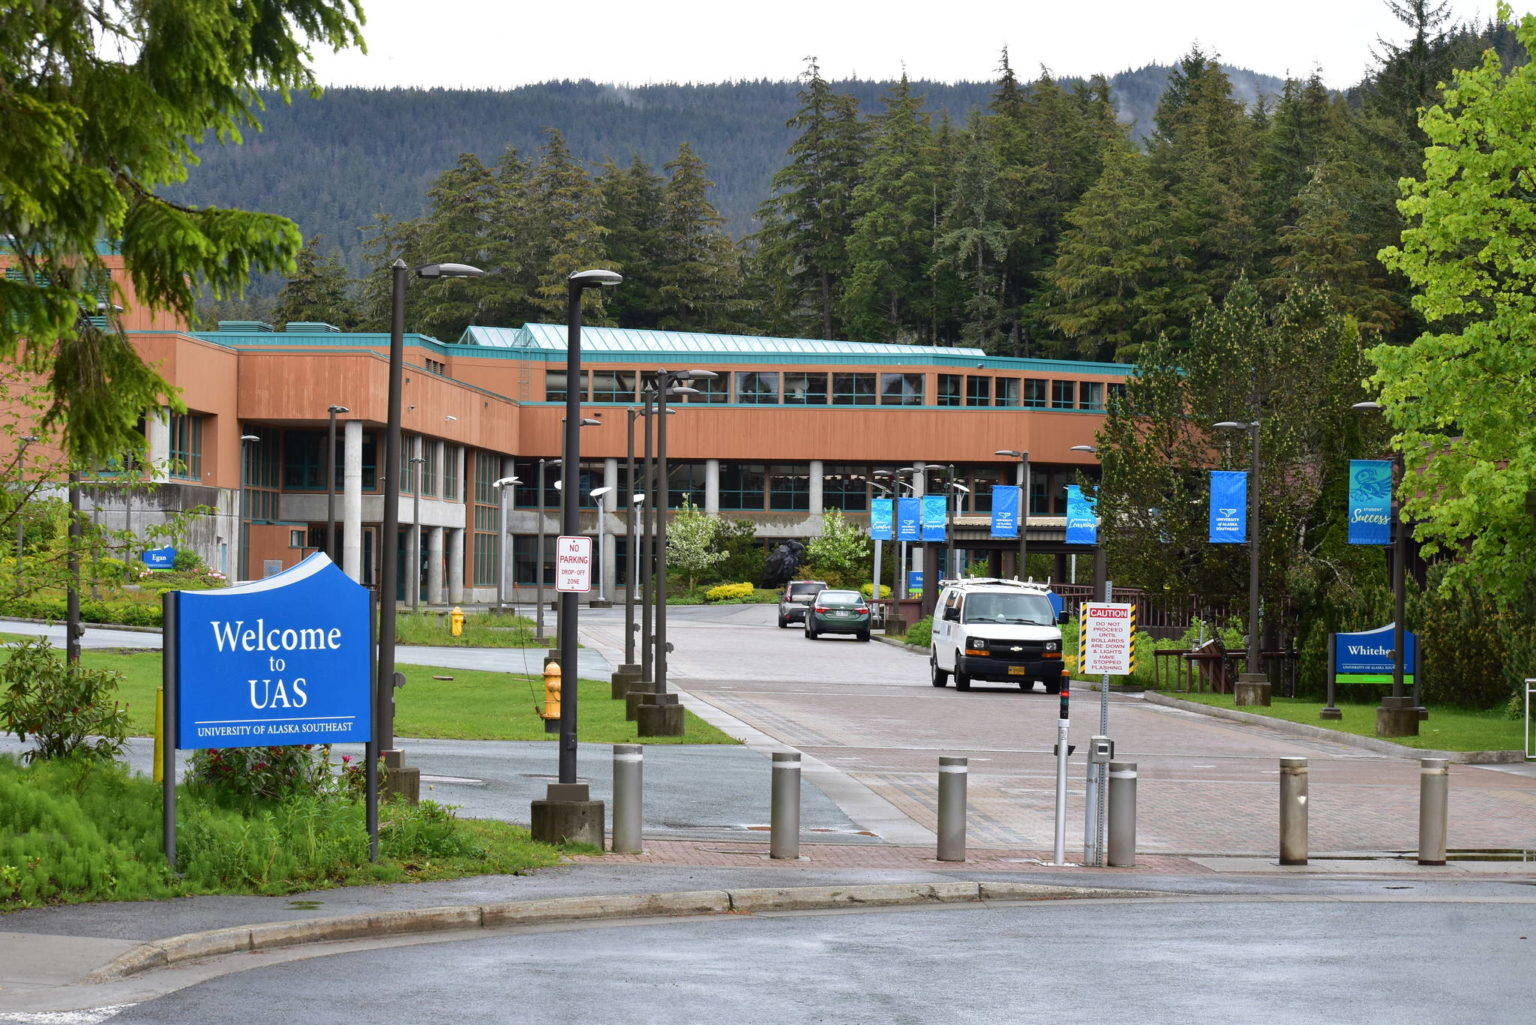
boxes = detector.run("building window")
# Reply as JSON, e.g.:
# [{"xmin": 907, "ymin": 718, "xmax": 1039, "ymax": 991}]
[
  {"xmin": 669, "ymin": 462, "xmax": 707, "ymax": 508},
  {"xmin": 399, "ymin": 435, "xmax": 420, "ymax": 495},
  {"xmin": 784, "ymin": 373, "xmax": 828, "ymax": 405},
  {"xmin": 1108, "ymin": 382, "xmax": 1127, "ymax": 408},
  {"xmin": 719, "ymin": 462, "xmax": 767, "ymax": 510},
  {"xmin": 1080, "ymin": 381, "xmax": 1105, "ymax": 411},
  {"xmin": 168, "ymin": 413, "xmax": 203, "ymax": 479},
  {"xmin": 472, "ymin": 451, "xmax": 501, "ymax": 586},
  {"xmin": 768, "ymin": 463, "xmax": 810, "ymax": 511},
  {"xmin": 832, "ymin": 373, "xmax": 876, "ymax": 405},
  {"xmin": 591, "ymin": 369, "xmax": 635, "ymax": 403},
  {"xmin": 937, "ymin": 374, "xmax": 963, "ymax": 407},
  {"xmin": 420, "ymin": 441, "xmax": 438, "ymax": 497},
  {"xmin": 424, "ymin": 357, "xmax": 448, "ymax": 376},
  {"xmin": 995, "ymin": 378, "xmax": 1020, "ymax": 408},
  {"xmin": 513, "ymin": 534, "xmax": 554, "ymax": 586},
  {"xmin": 689, "ymin": 373, "xmax": 729, "ymax": 403},
  {"xmin": 1051, "ymin": 380, "xmax": 1076, "ymax": 408},
  {"xmin": 966, "ymin": 376, "xmax": 991, "ymax": 407},
  {"xmin": 823, "ymin": 465, "xmax": 870, "ymax": 511},
  {"xmin": 243, "ymin": 434, "xmax": 279, "ymax": 522},
  {"xmin": 880, "ymin": 373, "xmax": 924, "ymax": 406},
  {"xmin": 545, "ymin": 370, "xmax": 571, "ymax": 402},
  {"xmin": 736, "ymin": 372, "xmax": 781, "ymax": 404},
  {"xmin": 443, "ymin": 444, "xmax": 461, "ymax": 501},
  {"xmin": 1024, "ymin": 379, "xmax": 1048, "ymax": 408}
]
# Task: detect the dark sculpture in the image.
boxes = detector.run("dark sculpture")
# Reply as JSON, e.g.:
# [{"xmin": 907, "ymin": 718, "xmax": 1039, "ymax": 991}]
[{"xmin": 763, "ymin": 540, "xmax": 807, "ymax": 587}]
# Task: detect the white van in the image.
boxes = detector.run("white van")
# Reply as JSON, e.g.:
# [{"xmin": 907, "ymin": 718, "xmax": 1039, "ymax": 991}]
[{"xmin": 929, "ymin": 579, "xmax": 1067, "ymax": 692}]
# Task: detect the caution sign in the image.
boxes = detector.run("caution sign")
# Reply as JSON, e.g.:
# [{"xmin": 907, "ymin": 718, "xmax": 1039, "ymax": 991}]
[{"xmin": 1079, "ymin": 602, "xmax": 1135, "ymax": 676}]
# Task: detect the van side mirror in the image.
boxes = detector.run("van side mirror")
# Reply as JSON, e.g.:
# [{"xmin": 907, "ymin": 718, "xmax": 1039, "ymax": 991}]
[{"xmin": 1057, "ymin": 610, "xmax": 1071, "ymax": 625}]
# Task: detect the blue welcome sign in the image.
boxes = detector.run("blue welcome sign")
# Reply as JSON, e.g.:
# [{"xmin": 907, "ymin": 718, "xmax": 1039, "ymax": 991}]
[
  {"xmin": 1208, "ymin": 470, "xmax": 1248, "ymax": 543},
  {"xmin": 1333, "ymin": 623, "xmax": 1417, "ymax": 685},
  {"xmin": 171, "ymin": 553, "xmax": 373, "ymax": 750},
  {"xmin": 1065, "ymin": 485, "xmax": 1098, "ymax": 545},
  {"xmin": 990, "ymin": 485, "xmax": 1020, "ymax": 539},
  {"xmin": 1348, "ymin": 459, "xmax": 1392, "ymax": 546},
  {"xmin": 921, "ymin": 494, "xmax": 947, "ymax": 541},
  {"xmin": 141, "ymin": 546, "xmax": 176, "ymax": 570},
  {"xmin": 870, "ymin": 498, "xmax": 894, "ymax": 541},
  {"xmin": 896, "ymin": 497, "xmax": 920, "ymax": 542}
]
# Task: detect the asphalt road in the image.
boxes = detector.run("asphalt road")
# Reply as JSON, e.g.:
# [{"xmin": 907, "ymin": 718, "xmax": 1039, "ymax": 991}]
[{"xmin": 87, "ymin": 896, "xmax": 1536, "ymax": 1025}]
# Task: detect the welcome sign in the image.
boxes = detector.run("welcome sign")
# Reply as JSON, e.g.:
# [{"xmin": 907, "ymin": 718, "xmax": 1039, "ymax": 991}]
[{"xmin": 172, "ymin": 553, "xmax": 372, "ymax": 750}]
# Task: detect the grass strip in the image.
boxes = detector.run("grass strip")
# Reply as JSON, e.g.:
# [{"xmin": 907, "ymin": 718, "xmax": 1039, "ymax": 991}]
[{"xmin": 1171, "ymin": 692, "xmax": 1523, "ymax": 752}]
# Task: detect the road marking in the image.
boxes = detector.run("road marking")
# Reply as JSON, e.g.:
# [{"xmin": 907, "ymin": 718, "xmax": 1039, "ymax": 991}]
[{"xmin": 0, "ymin": 1006, "xmax": 133, "ymax": 1024}]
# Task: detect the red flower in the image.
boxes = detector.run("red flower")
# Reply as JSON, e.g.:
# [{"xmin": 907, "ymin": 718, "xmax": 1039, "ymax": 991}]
[{"xmin": 341, "ymin": 755, "xmax": 352, "ymax": 764}]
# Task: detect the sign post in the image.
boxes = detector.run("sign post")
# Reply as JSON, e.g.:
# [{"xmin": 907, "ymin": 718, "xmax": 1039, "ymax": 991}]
[
  {"xmin": 555, "ymin": 535, "xmax": 593, "ymax": 593},
  {"xmin": 1078, "ymin": 590, "xmax": 1134, "ymax": 866}
]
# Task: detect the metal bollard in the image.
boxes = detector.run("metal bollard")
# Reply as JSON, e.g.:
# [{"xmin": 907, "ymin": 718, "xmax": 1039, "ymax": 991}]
[
  {"xmin": 937, "ymin": 757, "xmax": 968, "ymax": 862},
  {"xmin": 611, "ymin": 744, "xmax": 643, "ymax": 854},
  {"xmin": 1279, "ymin": 757, "xmax": 1308, "ymax": 866},
  {"xmin": 1418, "ymin": 758, "xmax": 1448, "ymax": 866},
  {"xmin": 770, "ymin": 751, "xmax": 801, "ymax": 860},
  {"xmin": 1107, "ymin": 761, "xmax": 1137, "ymax": 868}
]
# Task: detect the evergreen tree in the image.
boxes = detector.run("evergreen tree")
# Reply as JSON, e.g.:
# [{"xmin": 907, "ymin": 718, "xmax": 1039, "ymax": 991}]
[
  {"xmin": 273, "ymin": 237, "xmax": 360, "ymax": 329},
  {"xmin": 656, "ymin": 143, "xmax": 746, "ymax": 331},
  {"xmin": 525, "ymin": 129, "xmax": 610, "ymax": 322},
  {"xmin": 598, "ymin": 156, "xmax": 668, "ymax": 328},
  {"xmin": 414, "ymin": 152, "xmax": 501, "ymax": 338},
  {"xmin": 936, "ymin": 116, "xmax": 1009, "ymax": 349}
]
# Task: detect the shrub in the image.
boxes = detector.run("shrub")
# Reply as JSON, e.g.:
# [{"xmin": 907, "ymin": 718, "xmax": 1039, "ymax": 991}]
[
  {"xmin": 172, "ymin": 548, "xmax": 205, "ymax": 572},
  {"xmin": 904, "ymin": 616, "xmax": 933, "ymax": 649},
  {"xmin": 0, "ymin": 639, "xmax": 128, "ymax": 762},
  {"xmin": 707, "ymin": 519, "xmax": 767, "ymax": 587},
  {"xmin": 0, "ymin": 596, "xmax": 164, "ymax": 627},
  {"xmin": 187, "ymin": 744, "xmax": 336, "ymax": 804},
  {"xmin": 805, "ymin": 509, "xmax": 869, "ymax": 583},
  {"xmin": 859, "ymin": 583, "xmax": 891, "ymax": 600},
  {"xmin": 705, "ymin": 582, "xmax": 755, "ymax": 602}
]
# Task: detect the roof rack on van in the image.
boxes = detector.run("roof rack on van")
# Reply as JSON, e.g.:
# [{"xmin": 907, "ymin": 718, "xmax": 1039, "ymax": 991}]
[{"xmin": 939, "ymin": 578, "xmax": 1050, "ymax": 590}]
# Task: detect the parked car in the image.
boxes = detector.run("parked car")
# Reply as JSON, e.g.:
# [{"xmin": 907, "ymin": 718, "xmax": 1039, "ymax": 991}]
[
  {"xmin": 929, "ymin": 579, "xmax": 1068, "ymax": 692},
  {"xmin": 803, "ymin": 588, "xmax": 872, "ymax": 641},
  {"xmin": 777, "ymin": 579, "xmax": 829, "ymax": 628}
]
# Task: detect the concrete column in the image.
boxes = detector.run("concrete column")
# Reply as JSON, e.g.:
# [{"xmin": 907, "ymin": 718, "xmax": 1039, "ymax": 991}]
[
  {"xmin": 146, "ymin": 408, "xmax": 171, "ymax": 482},
  {"xmin": 428, "ymin": 526, "xmax": 445, "ymax": 604},
  {"xmin": 448, "ymin": 527, "xmax": 465, "ymax": 603},
  {"xmin": 342, "ymin": 420, "xmax": 363, "ymax": 582},
  {"xmin": 602, "ymin": 458, "xmax": 619, "ymax": 599},
  {"xmin": 807, "ymin": 459, "xmax": 824, "ymax": 515},
  {"xmin": 704, "ymin": 458, "xmax": 720, "ymax": 516}
]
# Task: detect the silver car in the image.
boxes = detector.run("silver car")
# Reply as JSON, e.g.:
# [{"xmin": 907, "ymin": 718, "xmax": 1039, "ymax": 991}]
[{"xmin": 777, "ymin": 579, "xmax": 829, "ymax": 628}]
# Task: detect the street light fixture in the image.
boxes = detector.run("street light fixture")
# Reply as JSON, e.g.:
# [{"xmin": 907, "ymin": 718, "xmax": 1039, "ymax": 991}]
[
  {"xmin": 995, "ymin": 449, "xmax": 1031, "ymax": 580},
  {"xmin": 325, "ymin": 406, "xmax": 348, "ymax": 563},
  {"xmin": 590, "ymin": 485, "xmax": 614, "ymax": 605},
  {"xmin": 1069, "ymin": 445, "xmax": 1108, "ymax": 598},
  {"xmin": 491, "ymin": 475, "xmax": 520, "ymax": 610},
  {"xmin": 1214, "ymin": 419, "xmax": 1269, "ymax": 705}
]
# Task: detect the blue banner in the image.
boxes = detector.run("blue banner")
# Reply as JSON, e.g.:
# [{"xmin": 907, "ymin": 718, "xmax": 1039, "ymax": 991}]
[
  {"xmin": 896, "ymin": 497, "xmax": 920, "ymax": 542},
  {"xmin": 1348, "ymin": 459, "xmax": 1392, "ymax": 545},
  {"xmin": 921, "ymin": 494, "xmax": 947, "ymax": 541},
  {"xmin": 174, "ymin": 553, "xmax": 373, "ymax": 750},
  {"xmin": 990, "ymin": 485, "xmax": 1020, "ymax": 539},
  {"xmin": 870, "ymin": 498, "xmax": 894, "ymax": 541},
  {"xmin": 1064, "ymin": 485, "xmax": 1098, "ymax": 545},
  {"xmin": 1333, "ymin": 624, "xmax": 1417, "ymax": 685},
  {"xmin": 141, "ymin": 547, "xmax": 176, "ymax": 570},
  {"xmin": 1208, "ymin": 470, "xmax": 1248, "ymax": 543}
]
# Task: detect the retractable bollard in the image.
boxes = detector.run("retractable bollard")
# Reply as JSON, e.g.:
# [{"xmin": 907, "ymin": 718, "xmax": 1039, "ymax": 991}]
[
  {"xmin": 1279, "ymin": 757, "xmax": 1308, "ymax": 866},
  {"xmin": 1419, "ymin": 758, "xmax": 1448, "ymax": 866},
  {"xmin": 1107, "ymin": 761, "xmax": 1137, "ymax": 868},
  {"xmin": 611, "ymin": 744, "xmax": 643, "ymax": 854},
  {"xmin": 937, "ymin": 757, "xmax": 968, "ymax": 862},
  {"xmin": 770, "ymin": 751, "xmax": 801, "ymax": 860}
]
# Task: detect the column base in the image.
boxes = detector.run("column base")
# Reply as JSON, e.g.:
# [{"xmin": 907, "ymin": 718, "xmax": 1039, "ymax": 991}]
[
  {"xmin": 611, "ymin": 664, "xmax": 643, "ymax": 700},
  {"xmin": 638, "ymin": 694, "xmax": 684, "ymax": 737},
  {"xmin": 589, "ymin": 598, "xmax": 613, "ymax": 609},
  {"xmin": 624, "ymin": 681, "xmax": 658, "ymax": 722},
  {"xmin": 529, "ymin": 783, "xmax": 604, "ymax": 847},
  {"xmin": 1233, "ymin": 674, "xmax": 1272, "ymax": 707},
  {"xmin": 381, "ymin": 749, "xmax": 420, "ymax": 805},
  {"xmin": 1319, "ymin": 706, "xmax": 1343, "ymax": 721},
  {"xmin": 1376, "ymin": 696, "xmax": 1419, "ymax": 737}
]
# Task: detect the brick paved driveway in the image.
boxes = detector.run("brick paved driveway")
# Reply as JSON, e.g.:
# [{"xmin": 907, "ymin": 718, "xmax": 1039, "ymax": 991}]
[{"xmin": 581, "ymin": 605, "xmax": 1536, "ymax": 856}]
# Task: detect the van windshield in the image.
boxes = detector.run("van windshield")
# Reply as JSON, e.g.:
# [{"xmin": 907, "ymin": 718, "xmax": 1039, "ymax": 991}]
[{"xmin": 962, "ymin": 593, "xmax": 1055, "ymax": 626}]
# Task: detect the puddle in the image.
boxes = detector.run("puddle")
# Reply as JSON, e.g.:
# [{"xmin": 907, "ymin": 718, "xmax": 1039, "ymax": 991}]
[{"xmin": 286, "ymin": 900, "xmax": 324, "ymax": 910}]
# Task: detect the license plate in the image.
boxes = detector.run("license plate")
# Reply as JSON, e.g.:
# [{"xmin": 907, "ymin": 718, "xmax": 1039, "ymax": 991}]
[{"xmin": 1007, "ymin": 666, "xmax": 1027, "ymax": 676}]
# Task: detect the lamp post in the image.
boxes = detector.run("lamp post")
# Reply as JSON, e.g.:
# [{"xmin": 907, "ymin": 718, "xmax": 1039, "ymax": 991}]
[
  {"xmin": 875, "ymin": 468, "xmax": 917, "ymax": 601},
  {"xmin": 916, "ymin": 462, "xmax": 946, "ymax": 616},
  {"xmin": 995, "ymin": 449, "xmax": 1030, "ymax": 579},
  {"xmin": 621, "ymin": 407, "xmax": 644, "ymax": 673},
  {"xmin": 1070, "ymin": 444, "xmax": 1106, "ymax": 600},
  {"xmin": 491, "ymin": 476, "xmax": 519, "ymax": 610},
  {"xmin": 239, "ymin": 434, "xmax": 261, "ymax": 581},
  {"xmin": 651, "ymin": 370, "xmax": 714, "ymax": 703},
  {"xmin": 1352, "ymin": 401, "xmax": 1419, "ymax": 736},
  {"xmin": 870, "ymin": 479, "xmax": 892, "ymax": 620},
  {"xmin": 590, "ymin": 485, "xmax": 614, "ymax": 604},
  {"xmin": 325, "ymin": 405, "xmax": 348, "ymax": 561},
  {"xmin": 378, "ymin": 259, "xmax": 483, "ymax": 798},
  {"xmin": 408, "ymin": 452, "xmax": 425, "ymax": 610},
  {"xmin": 534, "ymin": 457, "xmax": 554, "ymax": 641},
  {"xmin": 1214, "ymin": 419, "xmax": 1270, "ymax": 706},
  {"xmin": 637, "ymin": 402, "xmax": 676, "ymax": 688}
]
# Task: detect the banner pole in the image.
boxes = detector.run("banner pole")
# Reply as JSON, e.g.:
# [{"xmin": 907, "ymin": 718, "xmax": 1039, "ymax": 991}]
[
  {"xmin": 162, "ymin": 590, "xmax": 177, "ymax": 870},
  {"xmin": 367, "ymin": 586, "xmax": 380, "ymax": 862}
]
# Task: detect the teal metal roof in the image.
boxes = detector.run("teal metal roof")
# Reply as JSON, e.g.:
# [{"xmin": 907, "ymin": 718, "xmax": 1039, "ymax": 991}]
[{"xmin": 460, "ymin": 324, "xmax": 990, "ymax": 359}]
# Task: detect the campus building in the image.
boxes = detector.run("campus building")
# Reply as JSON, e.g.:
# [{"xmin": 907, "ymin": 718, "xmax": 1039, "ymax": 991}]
[{"xmin": 13, "ymin": 255, "xmax": 1128, "ymax": 602}]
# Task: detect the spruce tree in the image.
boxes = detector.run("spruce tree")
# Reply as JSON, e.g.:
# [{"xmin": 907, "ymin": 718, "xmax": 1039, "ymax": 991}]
[
  {"xmin": 656, "ymin": 143, "xmax": 746, "ymax": 332},
  {"xmin": 935, "ymin": 115, "xmax": 1009, "ymax": 350},
  {"xmin": 273, "ymin": 237, "xmax": 360, "ymax": 330},
  {"xmin": 525, "ymin": 129, "xmax": 610, "ymax": 322},
  {"xmin": 598, "ymin": 155, "xmax": 668, "ymax": 328}
]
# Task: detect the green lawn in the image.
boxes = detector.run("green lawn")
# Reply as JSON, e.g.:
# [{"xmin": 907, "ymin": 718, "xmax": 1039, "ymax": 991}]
[
  {"xmin": 393, "ymin": 610, "xmax": 546, "ymax": 648},
  {"xmin": 3, "ymin": 644, "xmax": 736, "ymax": 745},
  {"xmin": 1172, "ymin": 692, "xmax": 1525, "ymax": 752}
]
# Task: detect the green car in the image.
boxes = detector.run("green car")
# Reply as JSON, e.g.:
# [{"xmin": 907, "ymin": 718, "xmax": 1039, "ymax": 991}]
[{"xmin": 803, "ymin": 589, "xmax": 872, "ymax": 642}]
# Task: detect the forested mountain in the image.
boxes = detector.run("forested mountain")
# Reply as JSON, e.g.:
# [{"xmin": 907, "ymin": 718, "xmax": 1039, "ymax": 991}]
[{"xmin": 173, "ymin": 63, "xmax": 1284, "ymax": 275}]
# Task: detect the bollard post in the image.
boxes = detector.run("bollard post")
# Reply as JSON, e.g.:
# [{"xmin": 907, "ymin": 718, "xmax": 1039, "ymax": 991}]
[
  {"xmin": 937, "ymin": 756, "xmax": 968, "ymax": 862},
  {"xmin": 1418, "ymin": 758, "xmax": 1448, "ymax": 866},
  {"xmin": 770, "ymin": 751, "xmax": 801, "ymax": 860},
  {"xmin": 1279, "ymin": 756, "xmax": 1308, "ymax": 865},
  {"xmin": 1107, "ymin": 761, "xmax": 1137, "ymax": 868},
  {"xmin": 611, "ymin": 744, "xmax": 643, "ymax": 854}
]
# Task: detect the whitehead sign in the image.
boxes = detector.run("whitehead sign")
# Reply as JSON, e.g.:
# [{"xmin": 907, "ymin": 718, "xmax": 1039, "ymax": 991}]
[
  {"xmin": 172, "ymin": 553, "xmax": 372, "ymax": 750},
  {"xmin": 1333, "ymin": 623, "xmax": 1417, "ymax": 685}
]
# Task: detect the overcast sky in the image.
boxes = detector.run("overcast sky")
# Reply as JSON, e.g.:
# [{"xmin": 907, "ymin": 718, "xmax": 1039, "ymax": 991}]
[{"xmin": 309, "ymin": 0, "xmax": 1501, "ymax": 90}]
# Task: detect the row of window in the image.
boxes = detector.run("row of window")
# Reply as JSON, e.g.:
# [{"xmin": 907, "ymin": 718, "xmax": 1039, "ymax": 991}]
[
  {"xmin": 253, "ymin": 429, "xmax": 463, "ymax": 499},
  {"xmin": 546, "ymin": 369, "xmax": 1120, "ymax": 411}
]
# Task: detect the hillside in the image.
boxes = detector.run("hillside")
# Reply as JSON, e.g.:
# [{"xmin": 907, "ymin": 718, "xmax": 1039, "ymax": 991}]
[{"xmin": 172, "ymin": 65, "xmax": 1284, "ymax": 276}]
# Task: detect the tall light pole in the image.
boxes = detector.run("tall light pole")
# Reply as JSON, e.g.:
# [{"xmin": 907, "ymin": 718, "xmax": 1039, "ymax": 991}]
[
  {"xmin": 995, "ymin": 449, "xmax": 1030, "ymax": 579},
  {"xmin": 916, "ymin": 462, "xmax": 945, "ymax": 615},
  {"xmin": 1070, "ymin": 444, "xmax": 1106, "ymax": 600},
  {"xmin": 378, "ymin": 259, "xmax": 482, "ymax": 797},
  {"xmin": 651, "ymin": 370, "xmax": 714, "ymax": 704},
  {"xmin": 870, "ymin": 479, "xmax": 892, "ymax": 618},
  {"xmin": 408, "ymin": 452, "xmax": 425, "ymax": 611},
  {"xmin": 620, "ymin": 407, "xmax": 644, "ymax": 675},
  {"xmin": 637, "ymin": 402, "xmax": 675, "ymax": 688},
  {"xmin": 492, "ymin": 475, "xmax": 518, "ymax": 610},
  {"xmin": 534, "ymin": 457, "xmax": 554, "ymax": 641},
  {"xmin": 875, "ymin": 468, "xmax": 917, "ymax": 600},
  {"xmin": 1214, "ymin": 420, "xmax": 1269, "ymax": 706},
  {"xmin": 325, "ymin": 405, "xmax": 348, "ymax": 561},
  {"xmin": 590, "ymin": 485, "xmax": 614, "ymax": 604},
  {"xmin": 1352, "ymin": 401, "xmax": 1418, "ymax": 736}
]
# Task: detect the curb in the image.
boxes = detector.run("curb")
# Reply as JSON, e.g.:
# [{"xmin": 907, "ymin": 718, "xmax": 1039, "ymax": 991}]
[
  {"xmin": 873, "ymin": 634, "xmax": 922, "ymax": 653},
  {"xmin": 84, "ymin": 882, "xmax": 1155, "ymax": 982},
  {"xmin": 0, "ymin": 616, "xmax": 163, "ymax": 634},
  {"xmin": 1142, "ymin": 691, "xmax": 1526, "ymax": 764}
]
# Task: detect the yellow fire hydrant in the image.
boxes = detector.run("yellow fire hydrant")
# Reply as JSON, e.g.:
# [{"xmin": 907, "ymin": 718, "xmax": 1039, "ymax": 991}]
[
  {"xmin": 540, "ymin": 660, "xmax": 562, "ymax": 733},
  {"xmin": 450, "ymin": 606, "xmax": 465, "ymax": 637}
]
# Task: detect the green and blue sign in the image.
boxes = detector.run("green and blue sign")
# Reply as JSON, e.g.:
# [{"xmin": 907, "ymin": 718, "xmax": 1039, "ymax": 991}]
[
  {"xmin": 896, "ymin": 497, "xmax": 920, "ymax": 542},
  {"xmin": 990, "ymin": 484, "xmax": 1020, "ymax": 539},
  {"xmin": 1065, "ymin": 485, "xmax": 1098, "ymax": 545},
  {"xmin": 1332, "ymin": 624, "xmax": 1416, "ymax": 685},
  {"xmin": 172, "ymin": 553, "xmax": 373, "ymax": 750},
  {"xmin": 870, "ymin": 498, "xmax": 894, "ymax": 541},
  {"xmin": 921, "ymin": 494, "xmax": 947, "ymax": 541},
  {"xmin": 1208, "ymin": 471, "xmax": 1248, "ymax": 543},
  {"xmin": 1348, "ymin": 459, "xmax": 1393, "ymax": 546}
]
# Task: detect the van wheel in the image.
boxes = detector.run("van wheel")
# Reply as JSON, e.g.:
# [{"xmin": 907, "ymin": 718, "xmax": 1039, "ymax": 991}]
[
  {"xmin": 954, "ymin": 670, "xmax": 972, "ymax": 692},
  {"xmin": 930, "ymin": 653, "xmax": 948, "ymax": 688},
  {"xmin": 1044, "ymin": 678, "xmax": 1063, "ymax": 695}
]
